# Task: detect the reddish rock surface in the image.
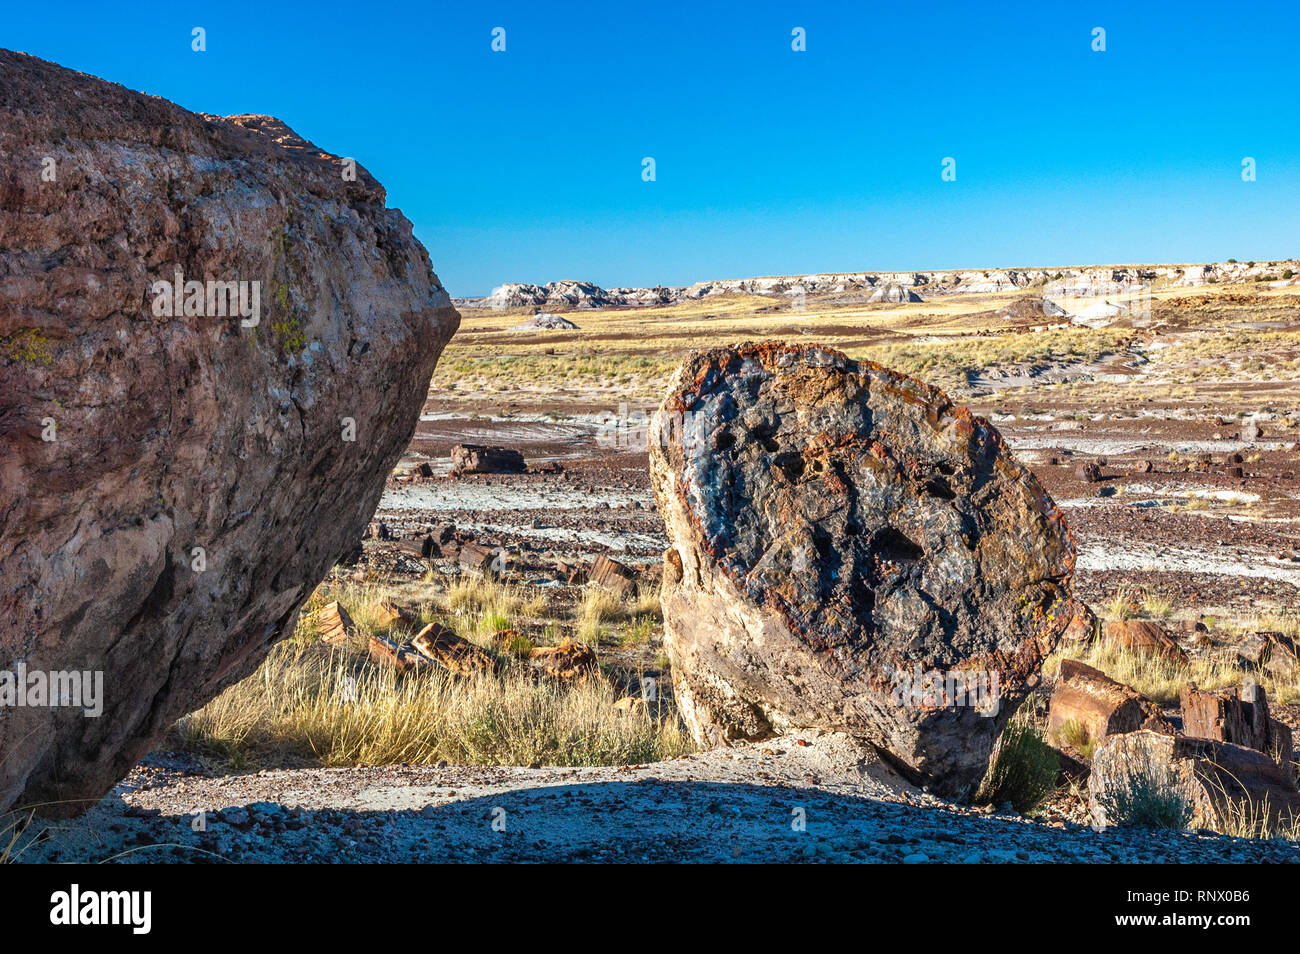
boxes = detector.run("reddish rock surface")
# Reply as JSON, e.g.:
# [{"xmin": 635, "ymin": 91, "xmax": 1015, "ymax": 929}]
[
  {"xmin": 649, "ymin": 343, "xmax": 1075, "ymax": 796},
  {"xmin": 1102, "ymin": 619, "xmax": 1186, "ymax": 659},
  {"xmin": 411, "ymin": 623, "xmax": 496, "ymax": 677},
  {"xmin": 1047, "ymin": 660, "xmax": 1157, "ymax": 758},
  {"xmin": 1090, "ymin": 729, "xmax": 1300, "ymax": 833},
  {"xmin": 528, "ymin": 638, "xmax": 598, "ymax": 681},
  {"xmin": 1180, "ymin": 683, "xmax": 1293, "ymax": 778},
  {"xmin": 0, "ymin": 51, "xmax": 459, "ymax": 815}
]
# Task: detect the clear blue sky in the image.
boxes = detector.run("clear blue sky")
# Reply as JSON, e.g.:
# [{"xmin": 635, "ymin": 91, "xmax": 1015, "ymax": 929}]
[{"xmin": 6, "ymin": 1, "xmax": 1299, "ymax": 295}]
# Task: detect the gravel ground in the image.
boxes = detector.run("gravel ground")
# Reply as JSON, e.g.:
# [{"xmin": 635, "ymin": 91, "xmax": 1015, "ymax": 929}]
[{"xmin": 15, "ymin": 732, "xmax": 1299, "ymax": 863}]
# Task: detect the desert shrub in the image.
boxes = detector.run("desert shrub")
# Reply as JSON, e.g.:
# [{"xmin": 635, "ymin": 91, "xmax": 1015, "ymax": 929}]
[
  {"xmin": 1094, "ymin": 754, "xmax": 1192, "ymax": 829},
  {"xmin": 1282, "ymin": 269, "xmax": 1294, "ymax": 280},
  {"xmin": 977, "ymin": 717, "xmax": 1059, "ymax": 813}
]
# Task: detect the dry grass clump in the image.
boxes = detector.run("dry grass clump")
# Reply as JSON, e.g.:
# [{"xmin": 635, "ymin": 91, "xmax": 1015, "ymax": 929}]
[
  {"xmin": 1054, "ymin": 595, "xmax": 1300, "ymax": 706},
  {"xmin": 169, "ymin": 639, "xmax": 692, "ymax": 772},
  {"xmin": 446, "ymin": 577, "xmax": 550, "ymax": 637},
  {"xmin": 167, "ymin": 573, "xmax": 687, "ymax": 773},
  {"xmin": 854, "ymin": 328, "xmax": 1128, "ymax": 391},
  {"xmin": 575, "ymin": 584, "xmax": 654, "ymax": 644},
  {"xmin": 1209, "ymin": 790, "xmax": 1300, "ymax": 841},
  {"xmin": 1058, "ymin": 718, "xmax": 1096, "ymax": 760},
  {"xmin": 1055, "ymin": 641, "xmax": 1240, "ymax": 705},
  {"xmin": 0, "ymin": 810, "xmax": 36, "ymax": 864}
]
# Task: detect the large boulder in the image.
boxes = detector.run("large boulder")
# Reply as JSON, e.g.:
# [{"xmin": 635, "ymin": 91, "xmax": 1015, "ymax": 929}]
[
  {"xmin": 649, "ymin": 343, "xmax": 1075, "ymax": 796},
  {"xmin": 0, "ymin": 51, "xmax": 459, "ymax": 814}
]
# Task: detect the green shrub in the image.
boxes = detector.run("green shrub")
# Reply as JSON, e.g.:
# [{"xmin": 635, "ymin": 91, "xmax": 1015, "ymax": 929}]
[
  {"xmin": 976, "ymin": 717, "xmax": 1059, "ymax": 813},
  {"xmin": 1094, "ymin": 754, "xmax": 1192, "ymax": 829}
]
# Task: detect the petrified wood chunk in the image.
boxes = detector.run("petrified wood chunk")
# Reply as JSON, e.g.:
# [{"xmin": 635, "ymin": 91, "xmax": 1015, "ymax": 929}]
[
  {"xmin": 649, "ymin": 343, "xmax": 1075, "ymax": 796},
  {"xmin": 1048, "ymin": 660, "xmax": 1151, "ymax": 758},
  {"xmin": 411, "ymin": 623, "xmax": 496, "ymax": 677},
  {"xmin": 449, "ymin": 444, "xmax": 527, "ymax": 475},
  {"xmin": 1180, "ymin": 683, "xmax": 1293, "ymax": 779},
  {"xmin": 528, "ymin": 638, "xmax": 598, "ymax": 681},
  {"xmin": 1102, "ymin": 620, "xmax": 1186, "ymax": 660},
  {"xmin": 1090, "ymin": 729, "xmax": 1300, "ymax": 833},
  {"xmin": 316, "ymin": 601, "xmax": 358, "ymax": 645},
  {"xmin": 589, "ymin": 554, "xmax": 637, "ymax": 596}
]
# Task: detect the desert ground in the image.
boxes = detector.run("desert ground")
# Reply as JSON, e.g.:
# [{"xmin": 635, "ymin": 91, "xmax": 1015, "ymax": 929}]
[{"xmin": 12, "ymin": 269, "xmax": 1300, "ymax": 863}]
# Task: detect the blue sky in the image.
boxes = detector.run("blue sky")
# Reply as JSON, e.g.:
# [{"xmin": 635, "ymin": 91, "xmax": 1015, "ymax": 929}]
[{"xmin": 5, "ymin": 1, "xmax": 1299, "ymax": 294}]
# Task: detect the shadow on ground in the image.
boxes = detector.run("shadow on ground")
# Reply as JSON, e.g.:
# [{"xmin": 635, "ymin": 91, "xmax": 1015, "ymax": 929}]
[{"xmin": 14, "ymin": 778, "xmax": 1300, "ymax": 864}]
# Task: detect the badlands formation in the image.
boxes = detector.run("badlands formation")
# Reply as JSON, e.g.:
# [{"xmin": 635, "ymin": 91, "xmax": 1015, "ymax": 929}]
[{"xmin": 463, "ymin": 260, "xmax": 1300, "ymax": 311}]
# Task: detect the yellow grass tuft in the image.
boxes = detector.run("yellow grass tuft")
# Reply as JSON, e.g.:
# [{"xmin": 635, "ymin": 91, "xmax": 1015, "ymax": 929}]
[{"xmin": 170, "ymin": 641, "xmax": 693, "ymax": 771}]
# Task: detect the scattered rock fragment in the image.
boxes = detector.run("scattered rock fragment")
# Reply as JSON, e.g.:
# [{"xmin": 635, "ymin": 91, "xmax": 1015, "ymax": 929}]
[
  {"xmin": 411, "ymin": 623, "xmax": 496, "ymax": 676},
  {"xmin": 1180, "ymin": 683, "xmax": 1293, "ymax": 778},
  {"xmin": 1237, "ymin": 631, "xmax": 1300, "ymax": 674},
  {"xmin": 528, "ymin": 638, "xmax": 598, "ymax": 681},
  {"xmin": 1090, "ymin": 729, "xmax": 1300, "ymax": 833},
  {"xmin": 368, "ymin": 634, "xmax": 429, "ymax": 674},
  {"xmin": 1102, "ymin": 619, "xmax": 1186, "ymax": 660},
  {"xmin": 553, "ymin": 560, "xmax": 587, "ymax": 585},
  {"xmin": 458, "ymin": 542, "xmax": 500, "ymax": 577},
  {"xmin": 1074, "ymin": 462, "xmax": 1102, "ymax": 483},
  {"xmin": 1062, "ymin": 602, "xmax": 1099, "ymax": 644},
  {"xmin": 450, "ymin": 444, "xmax": 527, "ymax": 475},
  {"xmin": 317, "ymin": 601, "xmax": 358, "ymax": 645},
  {"xmin": 588, "ymin": 554, "xmax": 638, "ymax": 597},
  {"xmin": 1048, "ymin": 660, "xmax": 1157, "ymax": 759}
]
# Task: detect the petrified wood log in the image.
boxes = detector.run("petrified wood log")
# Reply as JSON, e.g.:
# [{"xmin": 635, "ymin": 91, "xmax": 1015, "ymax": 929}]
[{"xmin": 649, "ymin": 343, "xmax": 1075, "ymax": 796}]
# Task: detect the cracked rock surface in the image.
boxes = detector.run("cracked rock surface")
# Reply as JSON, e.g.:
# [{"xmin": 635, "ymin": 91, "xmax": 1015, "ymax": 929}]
[
  {"xmin": 0, "ymin": 51, "xmax": 459, "ymax": 815},
  {"xmin": 649, "ymin": 343, "xmax": 1075, "ymax": 796}
]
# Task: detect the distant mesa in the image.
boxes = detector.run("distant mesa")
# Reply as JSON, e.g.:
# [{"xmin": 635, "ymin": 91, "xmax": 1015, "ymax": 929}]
[
  {"xmin": 511, "ymin": 312, "xmax": 579, "ymax": 331},
  {"xmin": 454, "ymin": 259, "xmax": 1300, "ymax": 311}
]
